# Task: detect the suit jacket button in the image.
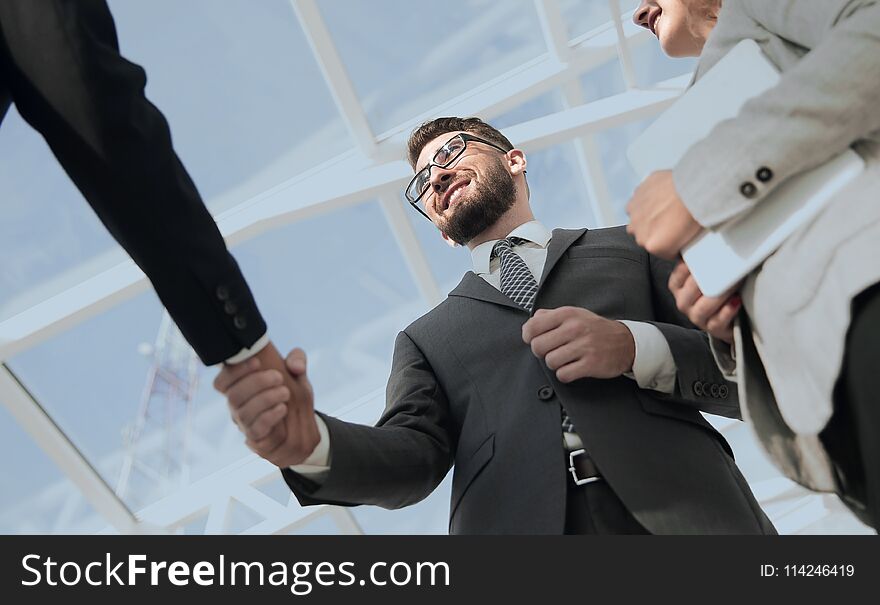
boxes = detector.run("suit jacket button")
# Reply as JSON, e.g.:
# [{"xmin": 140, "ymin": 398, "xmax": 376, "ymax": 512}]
[
  {"xmin": 709, "ymin": 383, "xmax": 720, "ymax": 398},
  {"xmin": 692, "ymin": 381, "xmax": 704, "ymax": 397},
  {"xmin": 216, "ymin": 285, "xmax": 230, "ymax": 301},
  {"xmin": 224, "ymin": 301, "xmax": 238, "ymax": 315},
  {"xmin": 756, "ymin": 167, "xmax": 773, "ymax": 183},
  {"xmin": 233, "ymin": 315, "xmax": 248, "ymax": 330},
  {"xmin": 740, "ymin": 182, "xmax": 757, "ymax": 198},
  {"xmin": 719, "ymin": 384, "xmax": 729, "ymax": 398},
  {"xmin": 537, "ymin": 386, "xmax": 554, "ymax": 401}
]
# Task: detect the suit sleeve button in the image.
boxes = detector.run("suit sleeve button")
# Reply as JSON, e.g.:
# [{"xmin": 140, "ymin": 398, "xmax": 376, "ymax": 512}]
[
  {"xmin": 233, "ymin": 315, "xmax": 248, "ymax": 330},
  {"xmin": 224, "ymin": 301, "xmax": 238, "ymax": 315},
  {"xmin": 719, "ymin": 384, "xmax": 730, "ymax": 398},
  {"xmin": 740, "ymin": 182, "xmax": 758, "ymax": 198},
  {"xmin": 216, "ymin": 286, "xmax": 230, "ymax": 301},
  {"xmin": 756, "ymin": 167, "xmax": 773, "ymax": 182},
  {"xmin": 709, "ymin": 383, "xmax": 720, "ymax": 398},
  {"xmin": 692, "ymin": 381, "xmax": 704, "ymax": 397},
  {"xmin": 537, "ymin": 386, "xmax": 555, "ymax": 401}
]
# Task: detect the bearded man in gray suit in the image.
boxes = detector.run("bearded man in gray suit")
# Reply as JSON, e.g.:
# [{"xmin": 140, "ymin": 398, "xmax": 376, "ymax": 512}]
[{"xmin": 215, "ymin": 117, "xmax": 774, "ymax": 535}]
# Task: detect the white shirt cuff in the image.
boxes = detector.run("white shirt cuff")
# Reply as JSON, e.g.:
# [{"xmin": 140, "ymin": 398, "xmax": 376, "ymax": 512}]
[
  {"xmin": 288, "ymin": 414, "xmax": 331, "ymax": 477},
  {"xmin": 708, "ymin": 335, "xmax": 738, "ymax": 381},
  {"xmin": 619, "ymin": 320, "xmax": 677, "ymax": 394},
  {"xmin": 223, "ymin": 332, "xmax": 271, "ymax": 365}
]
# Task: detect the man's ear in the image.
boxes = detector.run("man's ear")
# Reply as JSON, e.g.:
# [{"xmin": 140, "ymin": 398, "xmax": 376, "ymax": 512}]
[
  {"xmin": 507, "ymin": 149, "xmax": 527, "ymax": 175},
  {"xmin": 440, "ymin": 230, "xmax": 460, "ymax": 248}
]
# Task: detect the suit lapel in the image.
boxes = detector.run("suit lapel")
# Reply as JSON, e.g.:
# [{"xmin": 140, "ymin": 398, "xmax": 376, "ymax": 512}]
[
  {"xmin": 448, "ymin": 272, "xmax": 524, "ymax": 312},
  {"xmin": 537, "ymin": 228, "xmax": 587, "ymax": 290},
  {"xmin": 446, "ymin": 228, "xmax": 588, "ymax": 312}
]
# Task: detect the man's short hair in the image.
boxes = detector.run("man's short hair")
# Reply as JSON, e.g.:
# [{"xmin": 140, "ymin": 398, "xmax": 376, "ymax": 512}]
[{"xmin": 406, "ymin": 116, "xmax": 515, "ymax": 169}]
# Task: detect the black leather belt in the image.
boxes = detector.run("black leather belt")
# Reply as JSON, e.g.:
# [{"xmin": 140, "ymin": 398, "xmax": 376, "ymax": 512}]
[{"xmin": 568, "ymin": 449, "xmax": 602, "ymax": 486}]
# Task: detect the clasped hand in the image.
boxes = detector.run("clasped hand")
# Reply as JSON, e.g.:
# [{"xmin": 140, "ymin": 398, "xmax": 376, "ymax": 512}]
[
  {"xmin": 213, "ymin": 344, "xmax": 319, "ymax": 468},
  {"xmin": 522, "ymin": 307, "xmax": 635, "ymax": 382}
]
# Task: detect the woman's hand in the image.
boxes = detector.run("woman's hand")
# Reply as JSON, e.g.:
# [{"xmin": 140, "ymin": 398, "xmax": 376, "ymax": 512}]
[
  {"xmin": 668, "ymin": 260, "xmax": 741, "ymax": 344},
  {"xmin": 626, "ymin": 171, "xmax": 703, "ymax": 260}
]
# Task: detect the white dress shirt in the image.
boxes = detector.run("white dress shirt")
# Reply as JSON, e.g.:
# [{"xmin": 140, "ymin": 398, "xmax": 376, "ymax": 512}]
[{"xmin": 290, "ymin": 221, "xmax": 677, "ymax": 475}]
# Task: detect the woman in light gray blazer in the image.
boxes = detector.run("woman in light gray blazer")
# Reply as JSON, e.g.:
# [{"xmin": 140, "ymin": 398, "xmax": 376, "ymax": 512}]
[{"xmin": 626, "ymin": 0, "xmax": 880, "ymax": 530}]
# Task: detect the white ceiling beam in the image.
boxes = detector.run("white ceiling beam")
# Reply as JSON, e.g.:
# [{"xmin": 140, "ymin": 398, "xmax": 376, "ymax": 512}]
[
  {"xmin": 534, "ymin": 0, "xmax": 571, "ymax": 62},
  {"xmin": 610, "ymin": 1, "xmax": 639, "ymax": 89},
  {"xmin": 504, "ymin": 85, "xmax": 682, "ymax": 152},
  {"xmin": 290, "ymin": 0, "xmax": 378, "ymax": 157}
]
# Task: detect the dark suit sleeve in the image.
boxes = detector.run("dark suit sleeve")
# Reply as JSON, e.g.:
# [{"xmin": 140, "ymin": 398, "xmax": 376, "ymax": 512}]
[
  {"xmin": 0, "ymin": 0, "xmax": 265, "ymax": 365},
  {"xmin": 283, "ymin": 331, "xmax": 455, "ymax": 509},
  {"xmin": 643, "ymin": 254, "xmax": 741, "ymax": 419}
]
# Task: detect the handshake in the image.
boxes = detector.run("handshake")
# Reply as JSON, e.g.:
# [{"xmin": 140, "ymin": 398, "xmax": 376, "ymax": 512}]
[{"xmin": 213, "ymin": 344, "xmax": 320, "ymax": 467}]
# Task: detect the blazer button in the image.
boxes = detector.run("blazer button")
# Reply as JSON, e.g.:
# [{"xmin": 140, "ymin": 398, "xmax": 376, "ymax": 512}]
[
  {"xmin": 216, "ymin": 285, "xmax": 230, "ymax": 301},
  {"xmin": 740, "ymin": 182, "xmax": 757, "ymax": 198},
  {"xmin": 756, "ymin": 167, "xmax": 773, "ymax": 183},
  {"xmin": 224, "ymin": 300, "xmax": 238, "ymax": 315},
  {"xmin": 537, "ymin": 386, "xmax": 555, "ymax": 401},
  {"xmin": 709, "ymin": 383, "xmax": 720, "ymax": 398},
  {"xmin": 692, "ymin": 381, "xmax": 704, "ymax": 397},
  {"xmin": 233, "ymin": 315, "xmax": 248, "ymax": 330},
  {"xmin": 719, "ymin": 384, "xmax": 729, "ymax": 399}
]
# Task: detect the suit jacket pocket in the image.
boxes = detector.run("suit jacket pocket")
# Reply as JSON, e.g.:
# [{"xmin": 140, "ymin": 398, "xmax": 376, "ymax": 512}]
[
  {"xmin": 450, "ymin": 434, "xmax": 495, "ymax": 520},
  {"xmin": 566, "ymin": 245, "xmax": 644, "ymax": 264},
  {"xmin": 638, "ymin": 394, "xmax": 733, "ymax": 458}
]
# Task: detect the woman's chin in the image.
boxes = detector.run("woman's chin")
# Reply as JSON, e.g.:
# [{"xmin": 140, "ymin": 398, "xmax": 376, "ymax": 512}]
[{"xmin": 659, "ymin": 36, "xmax": 703, "ymax": 58}]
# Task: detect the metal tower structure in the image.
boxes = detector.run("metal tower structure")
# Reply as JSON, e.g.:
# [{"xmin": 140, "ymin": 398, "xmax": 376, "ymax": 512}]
[{"xmin": 114, "ymin": 311, "xmax": 201, "ymax": 510}]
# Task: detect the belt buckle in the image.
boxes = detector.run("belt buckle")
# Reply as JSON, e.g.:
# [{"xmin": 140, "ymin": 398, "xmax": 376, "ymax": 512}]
[{"xmin": 568, "ymin": 449, "xmax": 600, "ymax": 486}]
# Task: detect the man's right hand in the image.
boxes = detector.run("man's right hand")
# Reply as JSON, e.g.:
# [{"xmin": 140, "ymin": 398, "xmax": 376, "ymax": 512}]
[{"xmin": 213, "ymin": 344, "xmax": 320, "ymax": 467}]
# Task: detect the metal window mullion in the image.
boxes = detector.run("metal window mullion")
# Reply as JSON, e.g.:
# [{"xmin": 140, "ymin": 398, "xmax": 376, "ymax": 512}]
[
  {"xmin": 291, "ymin": 0, "xmax": 378, "ymax": 157},
  {"xmin": 609, "ymin": 0, "xmax": 638, "ymax": 89}
]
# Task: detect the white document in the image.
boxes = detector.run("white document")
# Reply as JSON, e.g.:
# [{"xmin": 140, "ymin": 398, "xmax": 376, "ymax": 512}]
[{"xmin": 627, "ymin": 39, "xmax": 864, "ymax": 297}]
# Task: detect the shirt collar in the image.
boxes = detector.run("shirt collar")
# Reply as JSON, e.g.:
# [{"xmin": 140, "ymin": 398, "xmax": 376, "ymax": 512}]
[{"xmin": 471, "ymin": 221, "xmax": 552, "ymax": 275}]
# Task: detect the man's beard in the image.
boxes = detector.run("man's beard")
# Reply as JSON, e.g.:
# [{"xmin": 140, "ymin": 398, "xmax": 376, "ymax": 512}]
[{"xmin": 438, "ymin": 158, "xmax": 517, "ymax": 245}]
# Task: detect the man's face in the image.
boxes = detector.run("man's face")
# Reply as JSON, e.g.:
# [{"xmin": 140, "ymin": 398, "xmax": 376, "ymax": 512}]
[{"xmin": 414, "ymin": 131, "xmax": 517, "ymax": 245}]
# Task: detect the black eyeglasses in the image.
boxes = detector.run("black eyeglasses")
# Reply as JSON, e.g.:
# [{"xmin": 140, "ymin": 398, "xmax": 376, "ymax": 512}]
[{"xmin": 404, "ymin": 133, "xmax": 510, "ymax": 220}]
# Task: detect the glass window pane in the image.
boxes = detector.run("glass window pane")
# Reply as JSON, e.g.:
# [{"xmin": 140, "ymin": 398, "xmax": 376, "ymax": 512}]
[
  {"xmin": 109, "ymin": 0, "xmax": 352, "ymax": 212},
  {"xmin": 526, "ymin": 142, "xmax": 599, "ymax": 229},
  {"xmin": 560, "ymin": 0, "xmax": 612, "ymax": 40},
  {"xmin": 318, "ymin": 0, "xmax": 549, "ymax": 135},
  {"xmin": 630, "ymin": 38, "xmax": 697, "ymax": 87},
  {"xmin": 580, "ymin": 57, "xmax": 628, "ymax": 103},
  {"xmin": 595, "ymin": 116, "xmax": 655, "ymax": 223}
]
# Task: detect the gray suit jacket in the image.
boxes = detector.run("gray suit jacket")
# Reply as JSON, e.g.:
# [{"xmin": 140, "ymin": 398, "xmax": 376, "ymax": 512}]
[
  {"xmin": 283, "ymin": 227, "xmax": 775, "ymax": 535},
  {"xmin": 673, "ymin": 0, "xmax": 880, "ymax": 492}
]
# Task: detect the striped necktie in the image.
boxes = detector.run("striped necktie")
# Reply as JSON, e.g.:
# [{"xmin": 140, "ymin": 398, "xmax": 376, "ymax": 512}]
[{"xmin": 492, "ymin": 237, "xmax": 576, "ymax": 434}]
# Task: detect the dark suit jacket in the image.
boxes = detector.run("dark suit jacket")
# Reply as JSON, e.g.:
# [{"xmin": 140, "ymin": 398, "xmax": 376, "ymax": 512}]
[
  {"xmin": 284, "ymin": 227, "xmax": 775, "ymax": 535},
  {"xmin": 0, "ymin": 0, "xmax": 264, "ymax": 364}
]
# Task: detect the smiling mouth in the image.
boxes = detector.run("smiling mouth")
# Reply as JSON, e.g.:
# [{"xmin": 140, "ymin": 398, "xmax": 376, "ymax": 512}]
[
  {"xmin": 649, "ymin": 11, "xmax": 662, "ymax": 37},
  {"xmin": 440, "ymin": 179, "xmax": 471, "ymax": 213}
]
